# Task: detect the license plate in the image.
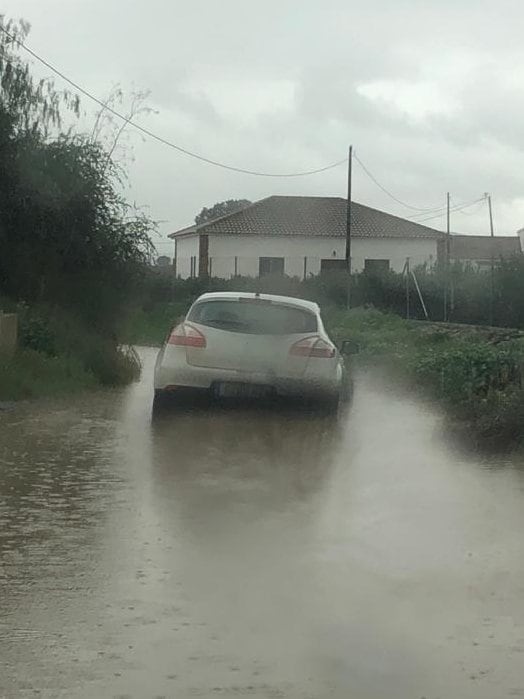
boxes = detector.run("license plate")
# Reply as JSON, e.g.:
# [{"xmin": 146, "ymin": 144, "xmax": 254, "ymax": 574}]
[{"xmin": 215, "ymin": 382, "xmax": 271, "ymax": 399}]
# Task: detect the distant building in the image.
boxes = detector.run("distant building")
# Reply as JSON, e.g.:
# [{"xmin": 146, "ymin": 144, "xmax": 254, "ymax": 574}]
[
  {"xmin": 446, "ymin": 235, "xmax": 522, "ymax": 270},
  {"xmin": 169, "ymin": 195, "xmax": 443, "ymax": 279},
  {"xmin": 518, "ymin": 228, "xmax": 524, "ymax": 253}
]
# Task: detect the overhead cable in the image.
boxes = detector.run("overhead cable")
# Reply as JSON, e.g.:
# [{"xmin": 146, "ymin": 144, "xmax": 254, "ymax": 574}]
[
  {"xmin": 413, "ymin": 197, "xmax": 486, "ymax": 223},
  {"xmin": 353, "ymin": 153, "xmax": 444, "ymax": 212},
  {"xmin": 0, "ymin": 25, "xmax": 346, "ymax": 178}
]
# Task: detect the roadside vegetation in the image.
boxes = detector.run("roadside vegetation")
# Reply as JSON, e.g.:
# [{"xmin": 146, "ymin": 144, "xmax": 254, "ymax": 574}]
[
  {"xmin": 128, "ymin": 257, "xmax": 524, "ymax": 344},
  {"xmin": 0, "ymin": 18, "xmax": 154, "ymax": 401},
  {"xmin": 329, "ymin": 308, "xmax": 524, "ymax": 450},
  {"xmin": 0, "ymin": 349, "xmax": 96, "ymax": 402}
]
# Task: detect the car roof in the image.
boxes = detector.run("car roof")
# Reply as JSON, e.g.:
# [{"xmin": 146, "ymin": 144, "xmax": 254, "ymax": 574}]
[{"xmin": 193, "ymin": 291, "xmax": 320, "ymax": 314}]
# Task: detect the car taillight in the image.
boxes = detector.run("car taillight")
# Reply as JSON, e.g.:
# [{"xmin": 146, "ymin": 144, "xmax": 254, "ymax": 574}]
[
  {"xmin": 168, "ymin": 323, "xmax": 206, "ymax": 348},
  {"xmin": 289, "ymin": 336, "xmax": 335, "ymax": 359}
]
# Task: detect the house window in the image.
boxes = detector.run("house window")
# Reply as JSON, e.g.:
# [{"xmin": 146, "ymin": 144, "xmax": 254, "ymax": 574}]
[
  {"xmin": 364, "ymin": 259, "xmax": 390, "ymax": 275},
  {"xmin": 320, "ymin": 259, "xmax": 346, "ymax": 274},
  {"xmin": 190, "ymin": 256, "xmax": 197, "ymax": 278},
  {"xmin": 259, "ymin": 257, "xmax": 285, "ymax": 276}
]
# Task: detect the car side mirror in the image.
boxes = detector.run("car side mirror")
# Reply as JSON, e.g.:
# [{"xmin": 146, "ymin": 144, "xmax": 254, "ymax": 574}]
[{"xmin": 340, "ymin": 339, "xmax": 360, "ymax": 355}]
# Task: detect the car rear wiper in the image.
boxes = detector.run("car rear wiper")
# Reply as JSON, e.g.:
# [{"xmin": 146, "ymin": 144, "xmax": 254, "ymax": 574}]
[{"xmin": 206, "ymin": 318, "xmax": 249, "ymax": 330}]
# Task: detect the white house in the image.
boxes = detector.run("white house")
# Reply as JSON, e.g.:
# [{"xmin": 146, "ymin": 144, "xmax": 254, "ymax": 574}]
[{"xmin": 169, "ymin": 195, "xmax": 445, "ymax": 279}]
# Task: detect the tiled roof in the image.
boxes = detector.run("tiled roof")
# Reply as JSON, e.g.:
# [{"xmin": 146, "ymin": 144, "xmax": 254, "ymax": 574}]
[
  {"xmin": 169, "ymin": 195, "xmax": 444, "ymax": 239},
  {"xmin": 450, "ymin": 235, "xmax": 522, "ymax": 261}
]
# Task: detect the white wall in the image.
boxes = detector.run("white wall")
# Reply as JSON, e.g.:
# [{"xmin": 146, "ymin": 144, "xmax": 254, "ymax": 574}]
[
  {"xmin": 209, "ymin": 235, "xmax": 323, "ymax": 278},
  {"xmin": 175, "ymin": 235, "xmax": 199, "ymax": 278},
  {"xmin": 352, "ymin": 237, "xmax": 438, "ymax": 272},
  {"xmin": 174, "ymin": 234, "xmax": 439, "ymax": 279}
]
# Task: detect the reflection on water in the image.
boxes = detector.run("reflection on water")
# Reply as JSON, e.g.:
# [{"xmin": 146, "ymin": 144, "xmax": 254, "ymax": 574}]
[
  {"xmin": 150, "ymin": 405, "xmax": 341, "ymax": 502},
  {"xmin": 1, "ymin": 349, "xmax": 524, "ymax": 699}
]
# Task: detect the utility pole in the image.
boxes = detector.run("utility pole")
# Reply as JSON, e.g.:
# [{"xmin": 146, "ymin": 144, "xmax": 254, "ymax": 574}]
[
  {"xmin": 345, "ymin": 145, "xmax": 353, "ymax": 310},
  {"xmin": 405, "ymin": 257, "xmax": 411, "ymax": 320},
  {"xmin": 444, "ymin": 192, "xmax": 450, "ymax": 321},
  {"xmin": 487, "ymin": 193, "xmax": 495, "ymax": 325}
]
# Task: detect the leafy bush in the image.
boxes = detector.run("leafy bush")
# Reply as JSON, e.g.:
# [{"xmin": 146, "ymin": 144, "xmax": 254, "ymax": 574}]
[
  {"xmin": 474, "ymin": 388, "xmax": 524, "ymax": 447},
  {"xmin": 10, "ymin": 304, "xmax": 141, "ymax": 388},
  {"xmin": 17, "ymin": 304, "xmax": 57, "ymax": 355},
  {"xmin": 408, "ymin": 342, "xmax": 523, "ymax": 405},
  {"xmin": 82, "ymin": 342, "xmax": 141, "ymax": 386}
]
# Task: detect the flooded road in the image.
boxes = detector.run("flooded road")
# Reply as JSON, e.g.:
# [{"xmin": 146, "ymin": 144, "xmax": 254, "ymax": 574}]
[{"xmin": 1, "ymin": 348, "xmax": 524, "ymax": 699}]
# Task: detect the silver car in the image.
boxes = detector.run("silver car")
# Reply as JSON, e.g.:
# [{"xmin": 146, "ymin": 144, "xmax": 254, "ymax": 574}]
[{"xmin": 153, "ymin": 292, "xmax": 354, "ymax": 412}]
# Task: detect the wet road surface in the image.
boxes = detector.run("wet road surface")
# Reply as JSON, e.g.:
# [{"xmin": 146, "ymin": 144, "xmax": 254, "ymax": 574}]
[{"xmin": 1, "ymin": 348, "xmax": 524, "ymax": 698}]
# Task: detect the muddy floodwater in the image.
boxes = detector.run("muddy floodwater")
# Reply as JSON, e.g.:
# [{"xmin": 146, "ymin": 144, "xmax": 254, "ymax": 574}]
[{"xmin": 1, "ymin": 348, "xmax": 524, "ymax": 698}]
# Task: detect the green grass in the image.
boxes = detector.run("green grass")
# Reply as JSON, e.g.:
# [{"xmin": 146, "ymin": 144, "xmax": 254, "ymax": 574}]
[
  {"xmin": 124, "ymin": 301, "xmax": 189, "ymax": 346},
  {"xmin": 0, "ymin": 349, "xmax": 97, "ymax": 401},
  {"xmin": 327, "ymin": 306, "xmax": 416, "ymax": 358},
  {"xmin": 328, "ymin": 307, "xmax": 524, "ymax": 451}
]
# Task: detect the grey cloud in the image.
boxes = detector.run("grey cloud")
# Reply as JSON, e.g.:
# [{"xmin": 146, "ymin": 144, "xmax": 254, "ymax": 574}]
[{"xmin": 3, "ymin": 0, "xmax": 524, "ymax": 236}]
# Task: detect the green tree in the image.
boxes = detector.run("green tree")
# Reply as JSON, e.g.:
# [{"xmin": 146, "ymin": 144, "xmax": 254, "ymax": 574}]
[
  {"xmin": 195, "ymin": 198, "xmax": 252, "ymax": 225},
  {"xmin": 0, "ymin": 17, "xmax": 79, "ymax": 135},
  {"xmin": 0, "ymin": 18, "xmax": 154, "ymax": 321},
  {"xmin": 0, "ymin": 17, "xmax": 156, "ymax": 384}
]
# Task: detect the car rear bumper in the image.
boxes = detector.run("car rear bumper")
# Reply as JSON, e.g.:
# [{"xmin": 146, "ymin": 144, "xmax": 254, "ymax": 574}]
[{"xmin": 155, "ymin": 361, "xmax": 341, "ymax": 400}]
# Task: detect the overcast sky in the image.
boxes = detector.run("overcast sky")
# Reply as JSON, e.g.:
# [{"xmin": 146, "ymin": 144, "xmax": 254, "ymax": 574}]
[{"xmin": 3, "ymin": 0, "xmax": 524, "ymax": 252}]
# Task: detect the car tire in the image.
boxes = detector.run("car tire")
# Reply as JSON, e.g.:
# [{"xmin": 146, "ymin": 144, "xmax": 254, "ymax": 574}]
[
  {"xmin": 320, "ymin": 394, "xmax": 340, "ymax": 416},
  {"xmin": 152, "ymin": 389, "xmax": 171, "ymax": 415}
]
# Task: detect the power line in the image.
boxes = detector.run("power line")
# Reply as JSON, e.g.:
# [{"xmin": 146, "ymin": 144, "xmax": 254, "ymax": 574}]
[
  {"xmin": 407, "ymin": 207, "xmax": 447, "ymax": 220},
  {"xmin": 353, "ymin": 154, "xmax": 485, "ymax": 223},
  {"xmin": 407, "ymin": 201, "xmax": 451, "ymax": 219},
  {"xmin": 407, "ymin": 204, "xmax": 448, "ymax": 220},
  {"xmin": 415, "ymin": 199, "xmax": 482, "ymax": 223},
  {"xmin": 0, "ymin": 25, "xmax": 347, "ymax": 178},
  {"xmin": 353, "ymin": 153, "xmax": 444, "ymax": 212},
  {"xmin": 408, "ymin": 196, "xmax": 485, "ymax": 221},
  {"xmin": 413, "ymin": 197, "xmax": 485, "ymax": 224},
  {"xmin": 455, "ymin": 199, "xmax": 487, "ymax": 216}
]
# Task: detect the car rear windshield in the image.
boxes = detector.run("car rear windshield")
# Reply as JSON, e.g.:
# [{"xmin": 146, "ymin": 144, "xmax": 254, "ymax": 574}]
[{"xmin": 187, "ymin": 299, "xmax": 318, "ymax": 335}]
